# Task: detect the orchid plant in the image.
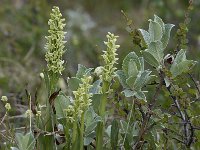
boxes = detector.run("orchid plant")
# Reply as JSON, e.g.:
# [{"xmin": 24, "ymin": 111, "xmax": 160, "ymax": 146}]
[{"xmin": 1, "ymin": 6, "xmax": 199, "ymax": 150}]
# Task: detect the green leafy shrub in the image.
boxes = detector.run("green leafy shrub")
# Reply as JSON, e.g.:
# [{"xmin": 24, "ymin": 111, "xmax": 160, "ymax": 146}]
[{"xmin": 1, "ymin": 5, "xmax": 200, "ymax": 150}]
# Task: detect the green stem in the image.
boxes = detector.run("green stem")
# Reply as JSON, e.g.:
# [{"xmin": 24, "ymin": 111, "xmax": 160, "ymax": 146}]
[
  {"xmin": 80, "ymin": 113, "xmax": 85, "ymax": 150},
  {"xmin": 96, "ymin": 81, "xmax": 109, "ymax": 150},
  {"xmin": 64, "ymin": 122, "xmax": 70, "ymax": 150},
  {"xmin": 99, "ymin": 81, "xmax": 109, "ymax": 116},
  {"xmin": 72, "ymin": 117, "xmax": 77, "ymax": 150},
  {"xmin": 49, "ymin": 72, "xmax": 58, "ymax": 96}
]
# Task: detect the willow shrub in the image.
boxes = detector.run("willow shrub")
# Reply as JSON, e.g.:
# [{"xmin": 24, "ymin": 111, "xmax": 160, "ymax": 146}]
[{"xmin": 3, "ymin": 6, "xmax": 200, "ymax": 150}]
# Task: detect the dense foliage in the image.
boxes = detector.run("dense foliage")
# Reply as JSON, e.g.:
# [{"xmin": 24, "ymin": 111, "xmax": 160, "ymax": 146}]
[{"xmin": 1, "ymin": 2, "xmax": 200, "ymax": 150}]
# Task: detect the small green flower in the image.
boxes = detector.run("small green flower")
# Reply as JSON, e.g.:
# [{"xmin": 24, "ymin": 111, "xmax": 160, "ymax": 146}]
[
  {"xmin": 94, "ymin": 66, "xmax": 104, "ymax": 77},
  {"xmin": 5, "ymin": 103, "xmax": 11, "ymax": 111},
  {"xmin": 45, "ymin": 6, "xmax": 67, "ymax": 75},
  {"xmin": 65, "ymin": 75, "xmax": 93, "ymax": 122},
  {"xmin": 39, "ymin": 73, "xmax": 44, "ymax": 79},
  {"xmin": 36, "ymin": 111, "xmax": 42, "ymax": 117},
  {"xmin": 65, "ymin": 105, "xmax": 75, "ymax": 123},
  {"xmin": 1, "ymin": 96, "xmax": 8, "ymax": 102},
  {"xmin": 101, "ymin": 32, "xmax": 120, "ymax": 82},
  {"xmin": 73, "ymin": 75, "xmax": 93, "ymax": 117}
]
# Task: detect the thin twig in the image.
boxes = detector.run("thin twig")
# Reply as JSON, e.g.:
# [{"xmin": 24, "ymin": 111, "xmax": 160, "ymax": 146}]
[
  {"xmin": 133, "ymin": 71, "xmax": 164, "ymax": 149},
  {"xmin": 122, "ymin": 99, "xmax": 135, "ymax": 147},
  {"xmin": 0, "ymin": 112, "xmax": 7, "ymax": 126},
  {"xmin": 172, "ymin": 137, "xmax": 185, "ymax": 144},
  {"xmin": 188, "ymin": 73, "xmax": 200, "ymax": 102}
]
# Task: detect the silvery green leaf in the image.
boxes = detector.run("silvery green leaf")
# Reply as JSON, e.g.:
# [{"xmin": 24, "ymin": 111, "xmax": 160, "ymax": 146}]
[
  {"xmin": 84, "ymin": 107, "xmax": 97, "ymax": 127},
  {"xmin": 67, "ymin": 77, "xmax": 81, "ymax": 91},
  {"xmin": 84, "ymin": 132, "xmax": 96, "ymax": 145},
  {"xmin": 148, "ymin": 20, "xmax": 163, "ymax": 42},
  {"xmin": 139, "ymin": 57, "xmax": 144, "ymax": 71},
  {"xmin": 154, "ymin": 15, "xmax": 165, "ymax": 33},
  {"xmin": 174, "ymin": 49, "xmax": 186, "ymax": 63},
  {"xmin": 128, "ymin": 60, "xmax": 138, "ymax": 78},
  {"xmin": 146, "ymin": 41, "xmax": 164, "ymax": 63},
  {"xmin": 85, "ymin": 68, "xmax": 93, "ymax": 75},
  {"xmin": 90, "ymin": 79, "xmax": 102, "ymax": 94},
  {"xmin": 85, "ymin": 116, "xmax": 101, "ymax": 136},
  {"xmin": 131, "ymin": 121, "xmax": 139, "ymax": 137},
  {"xmin": 84, "ymin": 137, "xmax": 94, "ymax": 146},
  {"xmin": 170, "ymin": 49, "xmax": 197, "ymax": 78},
  {"xmin": 122, "ymin": 52, "xmax": 140, "ymax": 77},
  {"xmin": 76, "ymin": 64, "xmax": 87, "ymax": 78},
  {"xmin": 134, "ymin": 70, "xmax": 151, "ymax": 91},
  {"xmin": 126, "ymin": 76, "xmax": 137, "ymax": 90},
  {"xmin": 143, "ymin": 50, "xmax": 160, "ymax": 67},
  {"xmin": 105, "ymin": 125, "xmax": 112, "ymax": 138},
  {"xmin": 76, "ymin": 64, "xmax": 93, "ymax": 79},
  {"xmin": 161, "ymin": 24, "xmax": 175, "ymax": 49},
  {"xmin": 122, "ymin": 89, "xmax": 135, "ymax": 97},
  {"xmin": 139, "ymin": 29, "xmax": 150, "ymax": 45},
  {"xmin": 16, "ymin": 132, "xmax": 35, "ymax": 150},
  {"xmin": 135, "ymin": 91, "xmax": 146, "ymax": 101},
  {"xmin": 116, "ymin": 70, "xmax": 129, "ymax": 88},
  {"xmin": 170, "ymin": 60, "xmax": 196, "ymax": 78},
  {"xmin": 91, "ymin": 94, "xmax": 102, "ymax": 113},
  {"xmin": 120, "ymin": 120, "xmax": 128, "ymax": 133},
  {"xmin": 55, "ymin": 93, "xmax": 71, "ymax": 119}
]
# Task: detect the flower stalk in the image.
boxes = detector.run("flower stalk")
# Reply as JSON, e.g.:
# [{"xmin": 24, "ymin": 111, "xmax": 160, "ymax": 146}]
[
  {"xmin": 96, "ymin": 32, "xmax": 120, "ymax": 150},
  {"xmin": 45, "ymin": 6, "xmax": 67, "ymax": 95},
  {"xmin": 39, "ymin": 6, "xmax": 67, "ymax": 150},
  {"xmin": 65, "ymin": 75, "xmax": 93, "ymax": 149}
]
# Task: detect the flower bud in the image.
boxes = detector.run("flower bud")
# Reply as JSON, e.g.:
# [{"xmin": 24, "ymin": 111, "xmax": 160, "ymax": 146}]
[
  {"xmin": 5, "ymin": 103, "xmax": 11, "ymax": 111},
  {"xmin": 1, "ymin": 96, "xmax": 8, "ymax": 102}
]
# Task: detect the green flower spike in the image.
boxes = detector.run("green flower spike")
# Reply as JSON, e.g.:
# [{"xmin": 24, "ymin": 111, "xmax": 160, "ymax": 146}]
[
  {"xmin": 73, "ymin": 75, "xmax": 93, "ymax": 117},
  {"xmin": 65, "ymin": 105, "xmax": 75, "ymax": 123},
  {"xmin": 66, "ymin": 75, "xmax": 93, "ymax": 122},
  {"xmin": 45, "ymin": 6, "xmax": 67, "ymax": 75},
  {"xmin": 101, "ymin": 32, "xmax": 120, "ymax": 82}
]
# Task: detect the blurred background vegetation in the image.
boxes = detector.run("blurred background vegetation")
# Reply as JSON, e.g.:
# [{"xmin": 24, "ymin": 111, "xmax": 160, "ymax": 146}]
[{"xmin": 0, "ymin": 0, "xmax": 200, "ymax": 117}]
